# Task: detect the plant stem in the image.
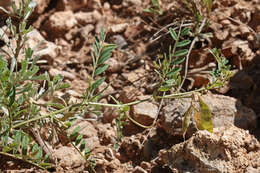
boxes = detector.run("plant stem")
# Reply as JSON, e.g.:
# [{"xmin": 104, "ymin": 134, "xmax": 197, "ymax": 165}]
[
  {"xmin": 178, "ymin": 18, "xmax": 207, "ymax": 91},
  {"xmin": 0, "ymin": 151, "xmax": 46, "ymax": 170}
]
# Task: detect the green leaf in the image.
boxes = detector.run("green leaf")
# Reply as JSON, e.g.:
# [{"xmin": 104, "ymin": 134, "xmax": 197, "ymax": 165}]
[
  {"xmin": 2, "ymin": 146, "xmax": 12, "ymax": 152},
  {"xmin": 95, "ymin": 36, "xmax": 101, "ymax": 50},
  {"xmin": 181, "ymin": 27, "xmax": 190, "ymax": 36},
  {"xmin": 94, "ymin": 64, "xmax": 109, "ymax": 76},
  {"xmin": 182, "ymin": 105, "xmax": 193, "ymax": 140},
  {"xmin": 31, "ymin": 74, "xmax": 48, "ymax": 81},
  {"xmin": 176, "ymin": 40, "xmax": 191, "ymax": 47},
  {"xmin": 152, "ymin": 0, "xmax": 160, "ymax": 7},
  {"xmin": 143, "ymin": 8, "xmax": 154, "ymax": 13},
  {"xmin": 75, "ymin": 134, "xmax": 83, "ymax": 146},
  {"xmin": 100, "ymin": 28, "xmax": 106, "ymax": 42},
  {"xmin": 165, "ymin": 79, "xmax": 175, "ymax": 84},
  {"xmin": 198, "ymin": 96, "xmax": 213, "ymax": 133},
  {"xmin": 55, "ymin": 83, "xmax": 70, "ymax": 90},
  {"xmin": 166, "ymin": 67, "xmax": 182, "ymax": 77},
  {"xmin": 153, "ymin": 61, "xmax": 160, "ymax": 69},
  {"xmin": 80, "ymin": 139, "xmax": 86, "ymax": 152},
  {"xmin": 1, "ymin": 132, "xmax": 9, "ymax": 146},
  {"xmin": 98, "ymin": 44, "xmax": 116, "ymax": 65},
  {"xmin": 93, "ymin": 42, "xmax": 98, "ymax": 58},
  {"xmin": 172, "ymin": 57, "xmax": 185, "ymax": 65},
  {"xmin": 91, "ymin": 52, "xmax": 96, "ymax": 67},
  {"xmin": 174, "ymin": 49, "xmax": 188, "ymax": 57},
  {"xmin": 202, "ymin": 0, "xmax": 213, "ymax": 12},
  {"xmin": 84, "ymin": 148, "xmax": 91, "ymax": 159},
  {"xmin": 70, "ymin": 126, "xmax": 80, "ymax": 139},
  {"xmin": 10, "ymin": 57, "xmax": 16, "ymax": 74},
  {"xmin": 169, "ymin": 27, "xmax": 178, "ymax": 41},
  {"xmin": 158, "ymin": 85, "xmax": 172, "ymax": 92},
  {"xmin": 91, "ymin": 77, "xmax": 105, "ymax": 93},
  {"xmin": 177, "ymin": 75, "xmax": 182, "ymax": 87},
  {"xmin": 31, "ymin": 143, "xmax": 43, "ymax": 160},
  {"xmin": 25, "ymin": 48, "xmax": 33, "ymax": 60},
  {"xmin": 9, "ymin": 86, "xmax": 16, "ymax": 106},
  {"xmin": 21, "ymin": 135, "xmax": 29, "ymax": 155}
]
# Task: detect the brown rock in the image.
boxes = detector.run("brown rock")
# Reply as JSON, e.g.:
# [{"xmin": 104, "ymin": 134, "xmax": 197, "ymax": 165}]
[
  {"xmin": 49, "ymin": 68, "xmax": 76, "ymax": 81},
  {"xmin": 75, "ymin": 11, "xmax": 96, "ymax": 25},
  {"xmin": 26, "ymin": 29, "xmax": 58, "ymax": 65},
  {"xmin": 159, "ymin": 93, "xmax": 257, "ymax": 137},
  {"xmin": 67, "ymin": 120, "xmax": 100, "ymax": 150},
  {"xmin": 44, "ymin": 11, "xmax": 77, "ymax": 39},
  {"xmin": 159, "ymin": 126, "xmax": 260, "ymax": 173},
  {"xmin": 34, "ymin": 0, "xmax": 50, "ymax": 14},
  {"xmin": 110, "ymin": 23, "xmax": 129, "ymax": 33},
  {"xmin": 96, "ymin": 123, "xmax": 117, "ymax": 145},
  {"xmin": 56, "ymin": 0, "xmax": 88, "ymax": 11},
  {"xmin": 131, "ymin": 96, "xmax": 158, "ymax": 126},
  {"xmin": 54, "ymin": 146, "xmax": 85, "ymax": 168}
]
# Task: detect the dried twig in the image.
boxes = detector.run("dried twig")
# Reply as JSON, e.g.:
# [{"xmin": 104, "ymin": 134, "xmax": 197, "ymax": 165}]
[{"xmin": 179, "ymin": 18, "xmax": 207, "ymax": 90}]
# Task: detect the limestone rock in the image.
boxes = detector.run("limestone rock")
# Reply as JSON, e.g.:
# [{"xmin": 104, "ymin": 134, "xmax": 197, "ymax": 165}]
[
  {"xmin": 131, "ymin": 96, "xmax": 158, "ymax": 126},
  {"xmin": 34, "ymin": 0, "xmax": 50, "ymax": 14},
  {"xmin": 54, "ymin": 146, "xmax": 85, "ymax": 168},
  {"xmin": 67, "ymin": 120, "xmax": 100, "ymax": 150},
  {"xmin": 44, "ymin": 10, "xmax": 77, "ymax": 39},
  {"xmin": 26, "ymin": 29, "xmax": 59, "ymax": 65},
  {"xmin": 56, "ymin": 0, "xmax": 89, "ymax": 11},
  {"xmin": 49, "ymin": 68, "xmax": 76, "ymax": 81},
  {"xmin": 74, "ymin": 11, "xmax": 101, "ymax": 25},
  {"xmin": 159, "ymin": 93, "xmax": 257, "ymax": 137},
  {"xmin": 159, "ymin": 126, "xmax": 260, "ymax": 173}
]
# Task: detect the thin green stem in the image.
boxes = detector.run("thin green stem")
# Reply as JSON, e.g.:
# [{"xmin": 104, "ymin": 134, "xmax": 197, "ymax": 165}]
[
  {"xmin": 0, "ymin": 151, "xmax": 46, "ymax": 170},
  {"xmin": 159, "ymin": 87, "xmax": 205, "ymax": 99},
  {"xmin": 12, "ymin": 105, "xmax": 73, "ymax": 130}
]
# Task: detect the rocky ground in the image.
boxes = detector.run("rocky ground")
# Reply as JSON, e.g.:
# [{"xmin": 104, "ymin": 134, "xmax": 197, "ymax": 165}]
[{"xmin": 0, "ymin": 0, "xmax": 260, "ymax": 172}]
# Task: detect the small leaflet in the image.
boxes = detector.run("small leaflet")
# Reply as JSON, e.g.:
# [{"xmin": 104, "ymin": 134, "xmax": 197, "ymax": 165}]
[{"xmin": 198, "ymin": 96, "xmax": 213, "ymax": 133}]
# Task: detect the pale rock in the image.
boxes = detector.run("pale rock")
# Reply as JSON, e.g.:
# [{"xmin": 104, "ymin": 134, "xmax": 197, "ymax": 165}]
[
  {"xmin": 54, "ymin": 146, "xmax": 85, "ymax": 168},
  {"xmin": 75, "ymin": 11, "xmax": 96, "ymax": 25},
  {"xmin": 26, "ymin": 29, "xmax": 59, "ymax": 64},
  {"xmin": 57, "ymin": 0, "xmax": 88, "ymax": 11},
  {"xmin": 131, "ymin": 96, "xmax": 158, "ymax": 126},
  {"xmin": 34, "ymin": 0, "xmax": 50, "ymax": 14},
  {"xmin": 67, "ymin": 120, "xmax": 100, "ymax": 150},
  {"xmin": 68, "ymin": 120, "xmax": 98, "ymax": 138},
  {"xmin": 49, "ymin": 68, "xmax": 76, "ymax": 81},
  {"xmin": 80, "ymin": 24, "xmax": 95, "ymax": 38},
  {"xmin": 44, "ymin": 10, "xmax": 77, "ymax": 38},
  {"xmin": 159, "ymin": 126, "xmax": 260, "ymax": 173},
  {"xmin": 119, "ymin": 86, "xmax": 142, "ymax": 103},
  {"xmin": 111, "ymin": 35, "xmax": 128, "ymax": 49},
  {"xmin": 110, "ymin": 23, "xmax": 129, "ymax": 33},
  {"xmin": 106, "ymin": 58, "xmax": 123, "ymax": 73},
  {"xmin": 159, "ymin": 93, "xmax": 257, "ymax": 137},
  {"xmin": 122, "ymin": 68, "xmax": 145, "ymax": 83},
  {"xmin": 98, "ymin": 81, "xmax": 115, "ymax": 97},
  {"xmin": 133, "ymin": 166, "xmax": 148, "ymax": 173}
]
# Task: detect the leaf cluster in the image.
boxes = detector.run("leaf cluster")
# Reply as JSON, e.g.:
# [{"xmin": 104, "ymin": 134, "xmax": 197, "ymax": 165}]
[
  {"xmin": 153, "ymin": 25, "xmax": 191, "ymax": 93},
  {"xmin": 182, "ymin": 95, "xmax": 213, "ymax": 140},
  {"xmin": 143, "ymin": 0, "xmax": 163, "ymax": 15}
]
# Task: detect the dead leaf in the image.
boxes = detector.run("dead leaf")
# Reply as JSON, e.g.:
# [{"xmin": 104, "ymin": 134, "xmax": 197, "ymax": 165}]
[{"xmin": 182, "ymin": 104, "xmax": 193, "ymax": 140}]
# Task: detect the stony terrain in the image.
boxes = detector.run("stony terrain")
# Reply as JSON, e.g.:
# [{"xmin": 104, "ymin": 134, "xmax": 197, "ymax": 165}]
[{"xmin": 0, "ymin": 0, "xmax": 260, "ymax": 172}]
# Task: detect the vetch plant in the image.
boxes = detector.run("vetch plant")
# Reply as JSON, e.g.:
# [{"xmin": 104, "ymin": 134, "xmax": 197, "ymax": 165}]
[
  {"xmin": 0, "ymin": 0, "xmax": 233, "ymax": 171},
  {"xmin": 0, "ymin": 0, "xmax": 116, "ymax": 170}
]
